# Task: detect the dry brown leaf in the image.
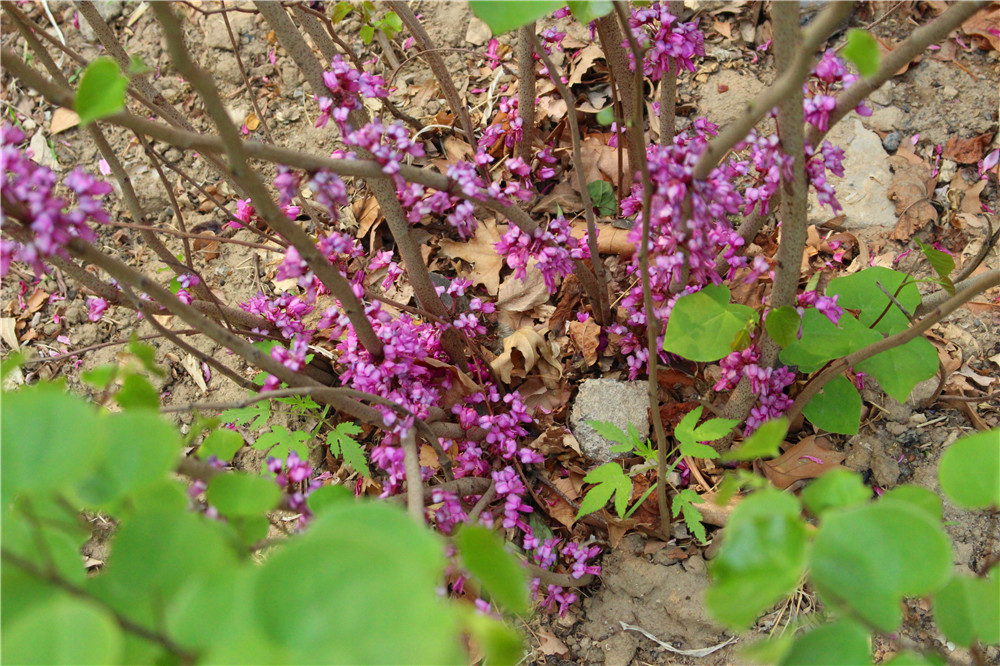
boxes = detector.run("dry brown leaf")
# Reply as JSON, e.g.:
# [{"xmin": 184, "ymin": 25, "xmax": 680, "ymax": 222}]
[
  {"xmin": 50, "ymin": 107, "xmax": 80, "ymax": 135},
  {"xmin": 532, "ymin": 181, "xmax": 583, "ymax": 215},
  {"xmin": 182, "ymin": 354, "xmax": 208, "ymax": 393},
  {"xmin": 25, "ymin": 289, "xmax": 48, "ymax": 316},
  {"xmin": 528, "ymin": 427, "xmax": 582, "ymax": 457},
  {"xmin": 888, "ymin": 154, "xmax": 937, "ymax": 240},
  {"xmin": 439, "ymin": 220, "xmax": 504, "ymax": 295},
  {"xmin": 538, "ymin": 484, "xmax": 576, "ymax": 529},
  {"xmin": 1, "ymin": 317, "xmax": 20, "ymax": 351},
  {"xmin": 443, "ymin": 136, "xmax": 474, "ymax": 163},
  {"xmin": 568, "ymin": 42, "xmax": 604, "ymax": 86},
  {"xmin": 713, "ymin": 19, "xmax": 734, "ymax": 40},
  {"xmin": 354, "ymin": 196, "xmax": 381, "ymax": 239},
  {"xmin": 418, "ymin": 356, "xmax": 481, "ymax": 408},
  {"xmin": 536, "ymin": 94, "xmax": 569, "ymax": 122},
  {"xmin": 570, "ymin": 221, "xmax": 635, "ymax": 257},
  {"xmin": 419, "ymin": 443, "xmax": 439, "ymax": 469},
  {"xmin": 244, "ymin": 113, "xmax": 260, "ymax": 131},
  {"xmin": 943, "ymin": 132, "xmax": 994, "ymax": 165},
  {"xmin": 496, "ymin": 261, "xmax": 549, "ymax": 313},
  {"xmin": 538, "ymin": 631, "xmax": 570, "ymax": 657},
  {"xmin": 580, "ymin": 134, "xmax": 627, "ymax": 187},
  {"xmin": 568, "ymin": 317, "xmax": 600, "ymax": 366},
  {"xmin": 961, "ymin": 4, "xmax": 1000, "ymax": 51},
  {"xmin": 490, "ymin": 327, "xmax": 562, "ymax": 388},
  {"xmin": 761, "ymin": 435, "xmax": 846, "ymax": 490}
]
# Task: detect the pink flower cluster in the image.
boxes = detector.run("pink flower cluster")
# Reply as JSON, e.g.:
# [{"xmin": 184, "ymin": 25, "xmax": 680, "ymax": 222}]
[
  {"xmin": 494, "ymin": 215, "xmax": 591, "ymax": 294},
  {"xmin": 1, "ymin": 125, "xmax": 111, "ymax": 277},
  {"xmin": 316, "ymin": 55, "xmax": 388, "ymax": 129},
  {"xmin": 803, "ymin": 50, "xmax": 872, "ymax": 132},
  {"xmin": 626, "ymin": 2, "xmax": 705, "ymax": 79},
  {"xmin": 714, "ymin": 346, "xmax": 795, "ymax": 433}
]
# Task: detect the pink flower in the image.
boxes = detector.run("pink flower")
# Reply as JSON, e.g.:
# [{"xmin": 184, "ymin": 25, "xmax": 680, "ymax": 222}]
[{"xmin": 87, "ymin": 297, "xmax": 108, "ymax": 322}]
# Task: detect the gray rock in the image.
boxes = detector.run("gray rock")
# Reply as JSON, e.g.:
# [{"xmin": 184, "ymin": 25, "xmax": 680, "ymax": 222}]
[
  {"xmin": 870, "ymin": 440, "xmax": 901, "ymax": 489},
  {"xmin": 906, "ymin": 377, "xmax": 940, "ymax": 408},
  {"xmin": 808, "ymin": 118, "xmax": 896, "ymax": 229},
  {"xmin": 868, "ymin": 81, "xmax": 894, "ymax": 106},
  {"xmin": 868, "ymin": 106, "xmax": 905, "ymax": 132},
  {"xmin": 569, "ymin": 379, "xmax": 649, "ymax": 462},
  {"xmin": 882, "ymin": 131, "xmax": 902, "ymax": 153},
  {"xmin": 204, "ymin": 12, "xmax": 255, "ymax": 51},
  {"xmin": 697, "ymin": 70, "xmax": 766, "ymax": 129}
]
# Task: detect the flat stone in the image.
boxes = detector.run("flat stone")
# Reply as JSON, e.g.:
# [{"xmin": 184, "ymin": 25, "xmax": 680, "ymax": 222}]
[
  {"xmin": 79, "ymin": 0, "xmax": 124, "ymax": 42},
  {"xmin": 697, "ymin": 70, "xmax": 766, "ymax": 129},
  {"xmin": 868, "ymin": 106, "xmax": 905, "ymax": 133},
  {"xmin": 569, "ymin": 379, "xmax": 649, "ymax": 462},
  {"xmin": 808, "ymin": 118, "xmax": 896, "ymax": 229},
  {"xmin": 868, "ymin": 81, "xmax": 894, "ymax": 106}
]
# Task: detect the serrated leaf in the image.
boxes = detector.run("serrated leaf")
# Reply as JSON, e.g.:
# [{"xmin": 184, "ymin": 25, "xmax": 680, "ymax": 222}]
[
  {"xmin": 665, "ymin": 285, "xmax": 759, "ymax": 362},
  {"xmin": 114, "ymin": 373, "xmax": 160, "ymax": 410},
  {"xmin": 578, "ymin": 462, "xmax": 631, "ymax": 519},
  {"xmin": 75, "ymin": 57, "xmax": 128, "ymax": 126},
  {"xmin": 842, "ymin": 29, "xmax": 881, "ymax": 78},
  {"xmin": 680, "ymin": 438, "xmax": 719, "ymax": 459},
  {"xmin": 359, "ymin": 24, "xmax": 375, "ymax": 44},
  {"xmin": 198, "ymin": 428, "xmax": 244, "ymax": 462},
  {"xmin": 802, "ymin": 375, "xmax": 861, "ymax": 435},
  {"xmin": 455, "ymin": 524, "xmax": 529, "ymax": 614},
  {"xmin": 221, "ymin": 398, "xmax": 270, "ymax": 430},
  {"xmin": 722, "ymin": 418, "xmax": 788, "ymax": 462},
  {"xmin": 469, "ymin": 0, "xmax": 564, "ymax": 34},
  {"xmin": 327, "ymin": 422, "xmax": 369, "ymax": 478},
  {"xmin": 255, "ymin": 426, "xmax": 310, "ymax": 462},
  {"xmin": 672, "ymin": 489, "xmax": 707, "ymax": 543},
  {"xmin": 692, "ymin": 417, "xmax": 740, "ymax": 443},
  {"xmin": 765, "ymin": 306, "xmax": 801, "ymax": 348},
  {"xmin": 856, "ymin": 336, "xmax": 938, "ymax": 403},
  {"xmin": 585, "ymin": 419, "xmax": 630, "ymax": 445},
  {"xmin": 938, "ymin": 428, "xmax": 1000, "ymax": 509},
  {"xmin": 811, "ymin": 500, "xmax": 951, "ymax": 631},
  {"xmin": 674, "ymin": 405, "xmax": 703, "ymax": 445},
  {"xmin": 207, "ymin": 473, "xmax": 282, "ymax": 516}
]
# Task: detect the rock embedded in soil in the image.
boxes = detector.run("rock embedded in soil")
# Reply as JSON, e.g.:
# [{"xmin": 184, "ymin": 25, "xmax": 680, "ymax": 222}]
[
  {"xmin": 569, "ymin": 378, "xmax": 650, "ymax": 462},
  {"xmin": 882, "ymin": 131, "xmax": 902, "ymax": 153}
]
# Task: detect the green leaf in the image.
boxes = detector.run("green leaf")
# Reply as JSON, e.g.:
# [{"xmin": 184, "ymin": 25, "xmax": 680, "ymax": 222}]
[
  {"xmin": 331, "ymin": 1, "xmax": 353, "ymax": 23},
  {"xmin": 81, "ymin": 364, "xmax": 118, "ymax": 389},
  {"xmin": 577, "ymin": 462, "xmax": 632, "ymax": 519},
  {"xmin": 128, "ymin": 338, "xmax": 164, "ymax": 376},
  {"xmin": 460, "ymin": 607, "xmax": 523, "ymax": 666},
  {"xmin": 915, "ymin": 239, "xmax": 955, "ymax": 295},
  {"xmin": 674, "ymin": 405, "xmax": 703, "ymax": 444},
  {"xmin": 253, "ymin": 502, "xmax": 464, "ymax": 664},
  {"xmin": 780, "ymin": 618, "xmax": 871, "ymax": 666},
  {"xmin": 255, "ymin": 425, "xmax": 311, "ymax": 462},
  {"xmin": 75, "ymin": 411, "xmax": 182, "ymax": 510},
  {"xmin": 587, "ymin": 179, "xmax": 617, "ymax": 216},
  {"xmin": 596, "ymin": 106, "xmax": 616, "ymax": 126},
  {"xmin": 585, "ymin": 419, "xmax": 630, "ymax": 446},
  {"xmin": 198, "ymin": 428, "xmax": 244, "ymax": 462},
  {"xmin": 1, "ymin": 383, "xmax": 106, "ymax": 505},
  {"xmin": 382, "ymin": 11, "xmax": 403, "ymax": 37},
  {"xmin": 765, "ymin": 306, "xmax": 801, "ymax": 348},
  {"xmin": 722, "ymin": 418, "xmax": 788, "ymax": 462},
  {"xmin": 326, "ymin": 421, "xmax": 369, "ymax": 478},
  {"xmin": 359, "ymin": 24, "xmax": 375, "ymax": 44},
  {"xmin": 207, "ymin": 473, "xmax": 282, "ymax": 517},
  {"xmin": 706, "ymin": 489, "xmax": 807, "ymax": 630},
  {"xmin": 221, "ymin": 398, "xmax": 270, "ymax": 430},
  {"xmin": 801, "ymin": 468, "xmax": 870, "ymax": 517},
  {"xmin": 938, "ymin": 428, "xmax": 1000, "ymax": 509},
  {"xmin": 114, "ymin": 373, "xmax": 160, "ymax": 410},
  {"xmin": 455, "ymin": 524, "xmax": 529, "ymax": 614},
  {"xmin": 75, "ymin": 57, "xmax": 129, "ymax": 126},
  {"xmin": 933, "ymin": 568, "xmax": 1000, "ymax": 647},
  {"xmin": 880, "ymin": 485, "xmax": 942, "ymax": 521},
  {"xmin": 306, "ymin": 484, "xmax": 353, "ymax": 516},
  {"xmin": 828, "ymin": 267, "xmax": 921, "ymax": 336},
  {"xmin": 674, "ymin": 406, "xmax": 723, "ymax": 459},
  {"xmin": 1, "ymin": 596, "xmax": 123, "ymax": 666},
  {"xmin": 166, "ymin": 566, "xmax": 255, "ymax": 651},
  {"xmin": 811, "ymin": 500, "xmax": 952, "ymax": 631},
  {"xmin": 692, "ymin": 417, "xmax": 740, "ymax": 443},
  {"xmin": 672, "ymin": 489, "xmax": 707, "ymax": 543},
  {"xmin": 469, "ymin": 0, "xmax": 564, "ymax": 34},
  {"xmin": 780, "ymin": 310, "xmax": 882, "ymax": 372},
  {"xmin": 856, "ymin": 336, "xmax": 938, "ymax": 403},
  {"xmin": 802, "ymin": 375, "xmax": 861, "ymax": 435},
  {"xmin": 568, "ymin": 0, "xmax": 614, "ymax": 23},
  {"xmin": 885, "ymin": 652, "xmax": 939, "ymax": 666},
  {"xmin": 664, "ymin": 285, "xmax": 759, "ymax": 362},
  {"xmin": 842, "ymin": 29, "xmax": 881, "ymax": 78}
]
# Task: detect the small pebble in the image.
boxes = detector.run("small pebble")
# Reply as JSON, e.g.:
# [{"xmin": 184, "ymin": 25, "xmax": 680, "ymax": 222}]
[
  {"xmin": 909, "ymin": 413, "xmax": 927, "ymax": 425},
  {"xmin": 882, "ymin": 131, "xmax": 902, "ymax": 153}
]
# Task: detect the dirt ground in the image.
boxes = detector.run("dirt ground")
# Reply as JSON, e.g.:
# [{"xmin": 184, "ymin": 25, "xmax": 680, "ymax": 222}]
[{"xmin": 2, "ymin": 2, "xmax": 998, "ymax": 664}]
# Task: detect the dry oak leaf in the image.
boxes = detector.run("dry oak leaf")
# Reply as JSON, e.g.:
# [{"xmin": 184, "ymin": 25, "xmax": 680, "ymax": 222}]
[
  {"xmin": 567, "ymin": 317, "xmax": 601, "ymax": 366},
  {"xmin": 961, "ymin": 3, "xmax": 1000, "ymax": 51},
  {"xmin": 580, "ymin": 134, "xmax": 628, "ymax": 187},
  {"xmin": 490, "ymin": 327, "xmax": 562, "ymax": 388},
  {"xmin": 761, "ymin": 435, "xmax": 846, "ymax": 490},
  {"xmin": 496, "ymin": 260, "xmax": 549, "ymax": 313},
  {"xmin": 439, "ymin": 219, "xmax": 504, "ymax": 295},
  {"xmin": 887, "ymin": 154, "xmax": 937, "ymax": 240},
  {"xmin": 537, "ymin": 631, "xmax": 570, "ymax": 658},
  {"xmin": 943, "ymin": 132, "xmax": 995, "ymax": 165}
]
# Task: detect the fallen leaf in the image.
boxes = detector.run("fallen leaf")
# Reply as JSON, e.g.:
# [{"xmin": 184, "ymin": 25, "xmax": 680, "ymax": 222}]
[
  {"xmin": 182, "ymin": 354, "xmax": 208, "ymax": 393},
  {"xmin": 887, "ymin": 154, "xmax": 937, "ymax": 240},
  {"xmin": 580, "ymin": 134, "xmax": 627, "ymax": 187},
  {"xmin": 528, "ymin": 427, "xmax": 582, "ymax": 457},
  {"xmin": 25, "ymin": 289, "xmax": 48, "ymax": 316},
  {"xmin": 496, "ymin": 261, "xmax": 549, "ymax": 313},
  {"xmin": 244, "ymin": 113, "xmax": 260, "ymax": 131},
  {"xmin": 1, "ymin": 317, "xmax": 20, "ymax": 351},
  {"xmin": 354, "ymin": 196, "xmax": 381, "ymax": 239},
  {"xmin": 567, "ymin": 317, "xmax": 600, "ymax": 366},
  {"xmin": 439, "ymin": 219, "xmax": 504, "ymax": 295},
  {"xmin": 490, "ymin": 327, "xmax": 562, "ymax": 388},
  {"xmin": 570, "ymin": 220, "xmax": 635, "ymax": 257},
  {"xmin": 538, "ymin": 630, "xmax": 569, "ymax": 657},
  {"xmin": 943, "ymin": 132, "xmax": 994, "ymax": 164},
  {"xmin": 50, "ymin": 107, "xmax": 80, "ymax": 134},
  {"xmin": 761, "ymin": 435, "xmax": 846, "ymax": 490},
  {"xmin": 569, "ymin": 42, "xmax": 604, "ymax": 87},
  {"xmin": 961, "ymin": 4, "xmax": 1000, "ymax": 51},
  {"xmin": 443, "ymin": 136, "xmax": 474, "ymax": 163}
]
